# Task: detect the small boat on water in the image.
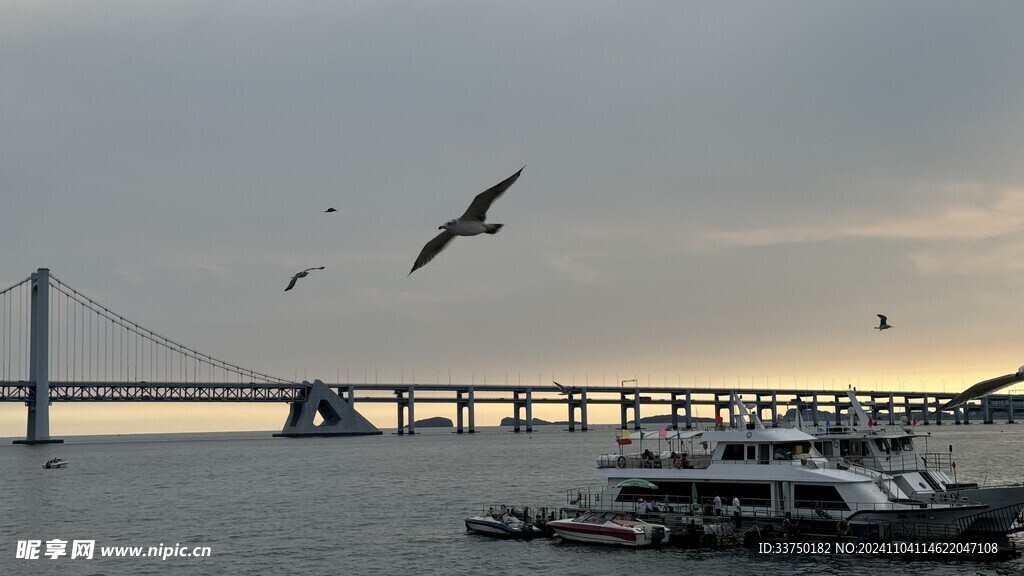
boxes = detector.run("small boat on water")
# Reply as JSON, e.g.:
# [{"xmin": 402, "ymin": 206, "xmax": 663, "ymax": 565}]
[
  {"xmin": 43, "ymin": 458, "xmax": 68, "ymax": 469},
  {"xmin": 465, "ymin": 506, "xmax": 546, "ymax": 539},
  {"xmin": 547, "ymin": 510, "xmax": 670, "ymax": 547}
]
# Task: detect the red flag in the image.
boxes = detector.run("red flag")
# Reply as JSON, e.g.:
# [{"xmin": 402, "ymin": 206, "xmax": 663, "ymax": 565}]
[{"xmin": 658, "ymin": 428, "xmax": 667, "ymax": 439}]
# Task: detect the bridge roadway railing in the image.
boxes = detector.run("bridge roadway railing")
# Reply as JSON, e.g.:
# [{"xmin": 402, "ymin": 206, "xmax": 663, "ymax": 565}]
[{"xmin": 0, "ymin": 381, "xmax": 305, "ymax": 402}]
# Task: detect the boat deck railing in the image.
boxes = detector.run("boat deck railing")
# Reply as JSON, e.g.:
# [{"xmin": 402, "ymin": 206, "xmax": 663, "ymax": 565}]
[{"xmin": 565, "ymin": 487, "xmax": 976, "ymax": 521}]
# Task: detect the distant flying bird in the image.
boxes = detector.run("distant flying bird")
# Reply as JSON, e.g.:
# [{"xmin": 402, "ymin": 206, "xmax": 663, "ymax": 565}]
[
  {"xmin": 875, "ymin": 314, "xmax": 892, "ymax": 330},
  {"xmin": 325, "ymin": 207, "xmax": 337, "ymax": 213},
  {"xmin": 553, "ymin": 381, "xmax": 576, "ymax": 395},
  {"xmin": 285, "ymin": 267, "xmax": 325, "ymax": 291},
  {"xmin": 408, "ymin": 167, "xmax": 524, "ymax": 275}
]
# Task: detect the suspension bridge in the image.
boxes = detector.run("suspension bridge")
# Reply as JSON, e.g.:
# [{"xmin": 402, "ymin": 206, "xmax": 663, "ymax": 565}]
[{"xmin": 3, "ymin": 268, "xmax": 1023, "ymax": 444}]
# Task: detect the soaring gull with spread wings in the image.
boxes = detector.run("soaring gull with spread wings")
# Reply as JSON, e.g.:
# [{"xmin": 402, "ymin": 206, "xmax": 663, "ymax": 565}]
[
  {"xmin": 933, "ymin": 365, "xmax": 1024, "ymax": 415},
  {"xmin": 409, "ymin": 167, "xmax": 524, "ymax": 275},
  {"xmin": 285, "ymin": 267, "xmax": 325, "ymax": 291}
]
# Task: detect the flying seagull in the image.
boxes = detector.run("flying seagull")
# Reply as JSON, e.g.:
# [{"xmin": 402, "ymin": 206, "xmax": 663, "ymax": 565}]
[
  {"xmin": 553, "ymin": 381, "xmax": 576, "ymax": 395},
  {"xmin": 932, "ymin": 365, "xmax": 1024, "ymax": 415},
  {"xmin": 285, "ymin": 267, "xmax": 325, "ymax": 291},
  {"xmin": 875, "ymin": 314, "xmax": 892, "ymax": 330},
  {"xmin": 408, "ymin": 167, "xmax": 524, "ymax": 275},
  {"xmin": 325, "ymin": 207, "xmax": 337, "ymax": 213}
]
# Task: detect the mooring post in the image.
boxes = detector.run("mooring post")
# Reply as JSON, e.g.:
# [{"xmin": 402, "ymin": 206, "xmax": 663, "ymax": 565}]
[{"xmin": 15, "ymin": 268, "xmax": 62, "ymax": 445}]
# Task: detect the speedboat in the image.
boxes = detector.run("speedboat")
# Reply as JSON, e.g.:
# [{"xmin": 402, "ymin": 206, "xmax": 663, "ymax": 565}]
[
  {"xmin": 594, "ymin": 393, "xmax": 989, "ymax": 542},
  {"xmin": 465, "ymin": 506, "xmax": 545, "ymax": 539},
  {"xmin": 548, "ymin": 510, "xmax": 670, "ymax": 547},
  {"xmin": 43, "ymin": 458, "xmax": 68, "ymax": 469}
]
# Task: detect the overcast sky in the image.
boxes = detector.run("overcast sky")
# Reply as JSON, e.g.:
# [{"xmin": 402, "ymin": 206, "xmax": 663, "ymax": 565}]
[{"xmin": 3, "ymin": 1, "xmax": 1024, "ymax": 434}]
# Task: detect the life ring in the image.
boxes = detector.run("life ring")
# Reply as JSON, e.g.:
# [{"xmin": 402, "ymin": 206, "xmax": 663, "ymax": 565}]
[
  {"xmin": 836, "ymin": 518, "xmax": 851, "ymax": 536},
  {"xmin": 616, "ymin": 456, "xmax": 627, "ymax": 469},
  {"xmin": 673, "ymin": 456, "xmax": 684, "ymax": 469}
]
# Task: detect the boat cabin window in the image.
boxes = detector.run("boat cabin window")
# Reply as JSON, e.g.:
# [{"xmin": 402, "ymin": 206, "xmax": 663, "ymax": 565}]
[
  {"xmin": 722, "ymin": 444, "xmax": 745, "ymax": 461},
  {"xmin": 898, "ymin": 438, "xmax": 913, "ymax": 451},
  {"xmin": 746, "ymin": 445, "xmax": 756, "ymax": 461},
  {"xmin": 874, "ymin": 438, "xmax": 890, "ymax": 453},
  {"xmin": 772, "ymin": 442, "xmax": 813, "ymax": 460}
]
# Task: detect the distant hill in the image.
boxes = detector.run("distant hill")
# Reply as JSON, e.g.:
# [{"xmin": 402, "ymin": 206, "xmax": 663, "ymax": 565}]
[
  {"xmin": 414, "ymin": 416, "xmax": 454, "ymax": 428},
  {"xmin": 499, "ymin": 417, "xmax": 553, "ymax": 426}
]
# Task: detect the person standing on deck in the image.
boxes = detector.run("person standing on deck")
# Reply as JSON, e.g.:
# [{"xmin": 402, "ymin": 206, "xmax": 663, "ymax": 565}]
[
  {"xmin": 713, "ymin": 494, "xmax": 723, "ymax": 516},
  {"xmin": 732, "ymin": 495, "xmax": 742, "ymax": 527}
]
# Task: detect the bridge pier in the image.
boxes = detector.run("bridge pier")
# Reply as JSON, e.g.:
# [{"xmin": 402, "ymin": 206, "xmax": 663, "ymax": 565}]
[
  {"xmin": 14, "ymin": 269, "xmax": 61, "ymax": 445},
  {"xmin": 1008, "ymin": 395, "xmax": 1015, "ymax": 424},
  {"xmin": 983, "ymin": 396, "xmax": 993, "ymax": 424},
  {"xmin": 396, "ymin": 386, "xmax": 416, "ymax": 434},
  {"xmin": 275, "ymin": 381, "xmax": 381, "ymax": 437},
  {"xmin": 567, "ymin": 391, "xmax": 588, "ymax": 431},
  {"xmin": 456, "ymin": 388, "xmax": 476, "ymax": 433},
  {"xmin": 512, "ymin": 389, "xmax": 534, "ymax": 433}
]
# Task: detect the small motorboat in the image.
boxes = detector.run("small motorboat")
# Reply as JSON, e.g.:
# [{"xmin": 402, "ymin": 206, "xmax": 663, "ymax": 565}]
[
  {"xmin": 465, "ymin": 506, "xmax": 545, "ymax": 539},
  {"xmin": 547, "ymin": 510, "xmax": 670, "ymax": 547},
  {"xmin": 43, "ymin": 458, "xmax": 68, "ymax": 469}
]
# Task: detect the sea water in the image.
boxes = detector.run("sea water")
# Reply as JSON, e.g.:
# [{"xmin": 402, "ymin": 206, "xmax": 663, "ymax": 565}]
[{"xmin": 1, "ymin": 424, "xmax": 1022, "ymax": 575}]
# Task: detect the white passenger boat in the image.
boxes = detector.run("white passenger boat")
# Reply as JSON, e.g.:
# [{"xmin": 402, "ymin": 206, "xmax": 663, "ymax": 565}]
[
  {"xmin": 43, "ymin": 458, "xmax": 68, "ymax": 469},
  {"xmin": 547, "ymin": 510, "xmax": 670, "ymax": 547},
  {"xmin": 595, "ymin": 394, "xmax": 988, "ymax": 541},
  {"xmin": 800, "ymin": 391, "xmax": 1024, "ymax": 535}
]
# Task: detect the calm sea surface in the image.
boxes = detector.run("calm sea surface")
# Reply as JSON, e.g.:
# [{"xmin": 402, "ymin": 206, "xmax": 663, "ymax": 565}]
[{"xmin": 1, "ymin": 424, "xmax": 1022, "ymax": 575}]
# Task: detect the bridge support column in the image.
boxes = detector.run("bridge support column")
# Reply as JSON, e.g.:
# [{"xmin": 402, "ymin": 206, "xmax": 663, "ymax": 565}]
[
  {"xmin": 888, "ymin": 394, "xmax": 895, "ymax": 425},
  {"xmin": 619, "ymin": 393, "xmax": 630, "ymax": 430},
  {"xmin": 633, "ymin": 394, "xmax": 641, "ymax": 431},
  {"xmin": 771, "ymin": 395, "xmax": 779, "ymax": 427},
  {"xmin": 275, "ymin": 381, "xmax": 381, "ymax": 437},
  {"xmin": 811, "ymin": 396, "xmax": 819, "ymax": 426},
  {"xmin": 468, "ymin": 387, "xmax": 475, "ymax": 433},
  {"xmin": 580, "ymin": 390, "xmax": 588, "ymax": 431},
  {"xmin": 670, "ymin": 393, "xmax": 680, "ymax": 430},
  {"xmin": 525, "ymin": 388, "xmax": 533, "ymax": 433},
  {"xmin": 964, "ymin": 403, "xmax": 971, "ymax": 425},
  {"xmin": 15, "ymin": 268, "xmax": 62, "ymax": 445},
  {"xmin": 513, "ymin": 390, "xmax": 529, "ymax": 433},
  {"xmin": 1008, "ymin": 395, "xmax": 1015, "ymax": 424},
  {"xmin": 685, "ymin": 391, "xmax": 692, "ymax": 430},
  {"xmin": 984, "ymin": 396, "xmax": 993, "ymax": 424}
]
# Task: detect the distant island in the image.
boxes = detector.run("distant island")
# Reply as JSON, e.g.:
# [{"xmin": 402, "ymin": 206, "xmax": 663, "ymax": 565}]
[
  {"xmin": 414, "ymin": 416, "xmax": 454, "ymax": 428},
  {"xmin": 498, "ymin": 417, "xmax": 584, "ymax": 426}
]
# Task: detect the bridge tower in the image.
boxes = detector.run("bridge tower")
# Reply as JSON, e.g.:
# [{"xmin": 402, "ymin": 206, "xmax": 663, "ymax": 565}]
[{"xmin": 14, "ymin": 269, "xmax": 62, "ymax": 444}]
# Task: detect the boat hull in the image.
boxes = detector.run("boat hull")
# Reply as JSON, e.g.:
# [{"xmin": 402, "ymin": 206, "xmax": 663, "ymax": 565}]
[{"xmin": 548, "ymin": 519, "xmax": 668, "ymax": 547}]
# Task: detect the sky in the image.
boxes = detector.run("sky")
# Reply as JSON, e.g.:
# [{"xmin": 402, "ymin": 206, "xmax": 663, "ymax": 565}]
[{"xmin": 3, "ymin": 1, "xmax": 1024, "ymax": 435}]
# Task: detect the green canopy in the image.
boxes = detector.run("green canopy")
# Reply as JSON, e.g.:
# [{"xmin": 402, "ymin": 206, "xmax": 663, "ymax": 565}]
[{"xmin": 615, "ymin": 478, "xmax": 659, "ymax": 490}]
